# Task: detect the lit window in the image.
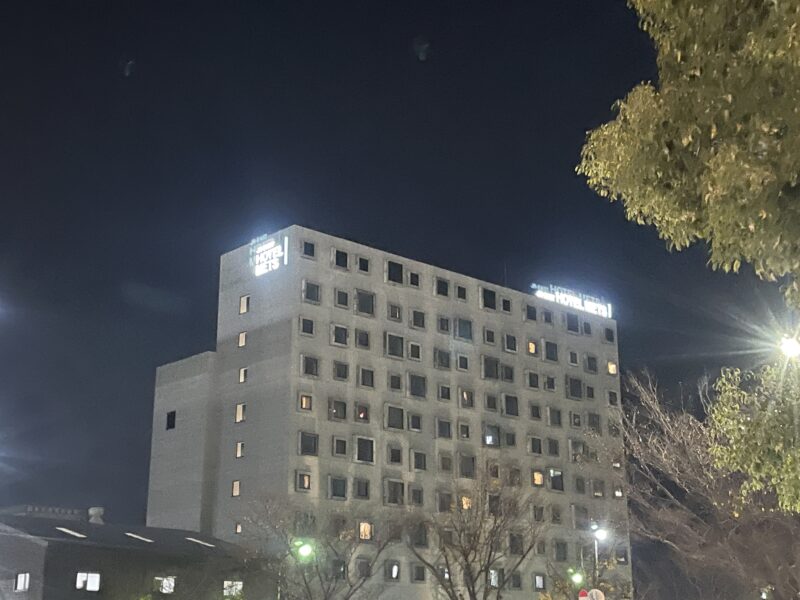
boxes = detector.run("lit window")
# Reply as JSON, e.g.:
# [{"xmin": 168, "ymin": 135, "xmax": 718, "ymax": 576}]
[
  {"xmin": 223, "ymin": 581, "xmax": 244, "ymax": 597},
  {"xmin": 532, "ymin": 469, "xmax": 545, "ymax": 487},
  {"xmin": 460, "ymin": 495, "xmax": 472, "ymax": 510},
  {"xmin": 154, "ymin": 576, "xmax": 176, "ymax": 594},
  {"xmin": 359, "ymin": 521, "xmax": 373, "ymax": 540},
  {"xmin": 607, "ymin": 361, "xmax": 619, "ymax": 375},
  {"xmin": 237, "ymin": 331, "xmax": 247, "ymax": 347},
  {"xmin": 296, "ymin": 471, "xmax": 311, "ymax": 491},
  {"xmin": 385, "ymin": 560, "xmax": 401, "ymax": 581},
  {"xmin": 238, "ymin": 295, "xmax": 250, "ymax": 314},
  {"xmin": 549, "ymin": 468, "xmax": 565, "ymax": 491},
  {"xmin": 235, "ymin": 522, "xmax": 243, "ymax": 534},
  {"xmin": 527, "ymin": 339, "xmax": 538, "ymax": 355},
  {"xmin": 235, "ymin": 403, "xmax": 246, "ymax": 423},
  {"xmin": 14, "ymin": 573, "xmax": 30, "ymax": 592},
  {"xmin": 166, "ymin": 411, "xmax": 176, "ymax": 431},
  {"xmin": 238, "ymin": 367, "xmax": 248, "ymax": 383},
  {"xmin": 614, "ymin": 484, "xmax": 624, "ymax": 498},
  {"xmin": 534, "ymin": 574, "xmax": 546, "ymax": 591},
  {"xmin": 76, "ymin": 573, "xmax": 101, "ymax": 592},
  {"xmin": 356, "ymin": 404, "xmax": 370, "ymax": 423},
  {"xmin": 299, "ymin": 394, "xmax": 312, "ymax": 411},
  {"xmin": 56, "ymin": 527, "xmax": 86, "ymax": 539},
  {"xmin": 231, "ymin": 480, "xmax": 241, "ymax": 497}
]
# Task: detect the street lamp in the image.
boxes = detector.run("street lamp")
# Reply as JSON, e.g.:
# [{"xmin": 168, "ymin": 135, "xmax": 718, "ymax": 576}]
[
  {"xmin": 780, "ymin": 336, "xmax": 800, "ymax": 359},
  {"xmin": 590, "ymin": 524, "xmax": 610, "ymax": 585},
  {"xmin": 292, "ymin": 539, "xmax": 315, "ymax": 560}
]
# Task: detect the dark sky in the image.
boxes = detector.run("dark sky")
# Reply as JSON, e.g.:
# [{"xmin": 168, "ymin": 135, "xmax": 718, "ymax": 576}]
[{"xmin": 0, "ymin": 1, "xmax": 787, "ymax": 523}]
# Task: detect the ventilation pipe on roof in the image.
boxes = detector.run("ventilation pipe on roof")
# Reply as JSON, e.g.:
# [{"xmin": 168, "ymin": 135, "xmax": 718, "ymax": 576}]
[{"xmin": 88, "ymin": 507, "xmax": 105, "ymax": 525}]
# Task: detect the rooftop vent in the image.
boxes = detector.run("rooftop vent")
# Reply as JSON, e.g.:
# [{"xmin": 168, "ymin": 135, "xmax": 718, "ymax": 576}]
[{"xmin": 87, "ymin": 507, "xmax": 105, "ymax": 525}]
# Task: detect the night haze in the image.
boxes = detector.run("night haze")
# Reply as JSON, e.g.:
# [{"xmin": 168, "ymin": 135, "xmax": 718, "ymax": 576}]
[{"xmin": 0, "ymin": 0, "xmax": 786, "ymax": 528}]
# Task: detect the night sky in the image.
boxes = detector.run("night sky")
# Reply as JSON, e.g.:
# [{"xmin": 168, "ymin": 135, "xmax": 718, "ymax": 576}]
[{"xmin": 0, "ymin": 1, "xmax": 786, "ymax": 523}]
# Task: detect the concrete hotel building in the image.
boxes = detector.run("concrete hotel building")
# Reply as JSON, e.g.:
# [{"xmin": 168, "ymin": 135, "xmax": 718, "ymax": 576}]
[{"xmin": 147, "ymin": 224, "xmax": 632, "ymax": 597}]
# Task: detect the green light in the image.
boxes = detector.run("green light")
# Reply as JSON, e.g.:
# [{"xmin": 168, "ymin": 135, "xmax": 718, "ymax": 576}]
[
  {"xmin": 297, "ymin": 543, "xmax": 314, "ymax": 558},
  {"xmin": 570, "ymin": 572, "xmax": 584, "ymax": 585}
]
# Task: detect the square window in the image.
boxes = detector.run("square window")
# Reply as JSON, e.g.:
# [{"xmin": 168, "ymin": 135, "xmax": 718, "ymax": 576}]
[
  {"xmin": 359, "ymin": 367, "xmax": 375, "ymax": 388},
  {"xmin": 334, "ymin": 249, "xmax": 348, "ymax": 269},
  {"xmin": 389, "ymin": 373, "xmax": 403, "ymax": 391},
  {"xmin": 436, "ymin": 278, "xmax": 449, "ymax": 296},
  {"xmin": 525, "ymin": 304, "xmax": 537, "ymax": 321},
  {"xmin": 387, "ymin": 261, "xmax": 404, "ymax": 284},
  {"xmin": 355, "ymin": 403, "xmax": 370, "ymax": 422},
  {"xmin": 437, "ymin": 316, "xmax": 450, "ymax": 333},
  {"xmin": 355, "ymin": 329, "xmax": 370, "ymax": 349},
  {"xmin": 358, "ymin": 256, "xmax": 370, "ymax": 272},
  {"xmin": 303, "ymin": 281, "xmax": 321, "ymax": 304},
  {"xmin": 388, "ymin": 304, "xmax": 402, "ymax": 321},
  {"xmin": 569, "ymin": 351, "xmax": 579, "ymax": 365},
  {"xmin": 484, "ymin": 328, "xmax": 496, "ymax": 344},
  {"xmin": 387, "ymin": 406, "xmax": 405, "ymax": 429},
  {"xmin": 388, "ymin": 446, "xmax": 403, "ymax": 464},
  {"xmin": 549, "ymin": 408, "xmax": 562, "ymax": 427},
  {"xmin": 457, "ymin": 355, "xmax": 469, "ymax": 371},
  {"xmin": 299, "ymin": 394, "xmax": 313, "ymax": 411},
  {"xmin": 408, "ymin": 342, "xmax": 422, "ymax": 361},
  {"xmin": 439, "ymin": 454, "xmax": 453, "ymax": 472},
  {"xmin": 299, "ymin": 432, "xmax": 319, "ymax": 455},
  {"xmin": 302, "ymin": 241, "xmax": 315, "ymax": 257},
  {"xmin": 411, "ymin": 310, "xmax": 426, "ymax": 329},
  {"xmin": 333, "ymin": 361, "xmax": 349, "ymax": 380},
  {"xmin": 239, "ymin": 295, "xmax": 250, "ymax": 314},
  {"xmin": 329, "ymin": 400, "xmax": 347, "ymax": 420},
  {"xmin": 437, "ymin": 419, "xmax": 452, "ymax": 439},
  {"xmin": 409, "ymin": 272, "xmax": 420, "ymax": 287},
  {"xmin": 166, "ymin": 411, "xmax": 176, "ymax": 431},
  {"xmin": 408, "ymin": 413, "xmax": 422, "ymax": 431},
  {"xmin": 530, "ymin": 403, "xmax": 542, "ymax": 420},
  {"xmin": 296, "ymin": 471, "xmax": 311, "ymax": 491},
  {"xmin": 455, "ymin": 318, "xmax": 473, "ymax": 341},
  {"xmin": 237, "ymin": 331, "xmax": 247, "ymax": 347},
  {"xmin": 434, "ymin": 348, "xmax": 451, "ymax": 369},
  {"xmin": 385, "ymin": 333, "xmax": 404, "ymax": 358},
  {"xmin": 438, "ymin": 384, "xmax": 451, "ymax": 401},
  {"xmin": 332, "ymin": 325, "xmax": 349, "ymax": 346},
  {"xmin": 412, "ymin": 565, "xmax": 426, "ymax": 582},
  {"xmin": 330, "ymin": 477, "xmax": 347, "ymax": 499},
  {"xmin": 485, "ymin": 394, "xmax": 498, "ymax": 411},
  {"xmin": 356, "ymin": 290, "xmax": 375, "ymax": 316},
  {"xmin": 300, "ymin": 317, "xmax": 315, "ymax": 335},
  {"xmin": 385, "ymin": 480, "xmax": 405, "ymax": 505},
  {"xmin": 527, "ymin": 371, "xmax": 540, "ymax": 389},
  {"xmin": 235, "ymin": 403, "xmax": 246, "ymax": 423}
]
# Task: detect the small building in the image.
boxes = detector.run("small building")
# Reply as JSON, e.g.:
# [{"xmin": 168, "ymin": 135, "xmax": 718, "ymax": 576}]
[{"xmin": 0, "ymin": 505, "xmax": 274, "ymax": 599}]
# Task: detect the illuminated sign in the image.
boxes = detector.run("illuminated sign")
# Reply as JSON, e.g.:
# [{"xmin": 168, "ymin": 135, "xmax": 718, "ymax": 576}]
[
  {"xmin": 250, "ymin": 235, "xmax": 288, "ymax": 276},
  {"xmin": 531, "ymin": 284, "xmax": 612, "ymax": 319}
]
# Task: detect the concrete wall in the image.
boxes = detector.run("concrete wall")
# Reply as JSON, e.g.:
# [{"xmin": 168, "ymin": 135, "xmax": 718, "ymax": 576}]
[{"xmin": 0, "ymin": 524, "xmax": 47, "ymax": 600}]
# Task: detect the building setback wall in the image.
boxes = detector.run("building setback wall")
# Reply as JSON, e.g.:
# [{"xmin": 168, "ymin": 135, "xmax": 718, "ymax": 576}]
[{"xmin": 0, "ymin": 525, "xmax": 47, "ymax": 600}]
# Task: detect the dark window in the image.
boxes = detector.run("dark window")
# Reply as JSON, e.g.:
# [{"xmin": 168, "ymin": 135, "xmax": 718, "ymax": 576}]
[
  {"xmin": 586, "ymin": 355, "xmax": 598, "ymax": 373},
  {"xmin": 605, "ymin": 327, "xmax": 615, "ymax": 343},
  {"xmin": 528, "ymin": 372, "xmax": 540, "ymax": 388},
  {"xmin": 438, "ymin": 492, "xmax": 453, "ymax": 512},
  {"xmin": 387, "ymin": 406, "xmax": 404, "ymax": 429},
  {"xmin": 409, "ymin": 272, "xmax": 420, "ymax": 287},
  {"xmin": 360, "ymin": 368, "xmax": 374, "ymax": 387},
  {"xmin": 547, "ymin": 438, "xmax": 560, "ymax": 456},
  {"xmin": 504, "ymin": 395, "xmax": 519, "ymax": 416},
  {"xmin": 457, "ymin": 355, "xmax": 469, "ymax": 370},
  {"xmin": 412, "ymin": 310, "xmax": 425, "ymax": 328},
  {"xmin": 439, "ymin": 385, "xmax": 451, "ymax": 400},
  {"xmin": 439, "ymin": 454, "xmax": 453, "ymax": 471},
  {"xmin": 608, "ymin": 390, "xmax": 619, "ymax": 406},
  {"xmin": 355, "ymin": 478, "xmax": 370, "ymax": 499},
  {"xmin": 526, "ymin": 304, "xmax": 537, "ymax": 320},
  {"xmin": 484, "ymin": 328, "xmax": 496, "ymax": 344},
  {"xmin": 385, "ymin": 333, "xmax": 404, "ymax": 358},
  {"xmin": 549, "ymin": 469, "xmax": 565, "ymax": 491},
  {"xmin": 587, "ymin": 386, "xmax": 595, "ymax": 399},
  {"xmin": 568, "ymin": 377, "xmax": 583, "ymax": 399},
  {"xmin": 333, "ymin": 361, "xmax": 349, "ymax": 380},
  {"xmin": 301, "ymin": 318, "xmax": 314, "ymax": 335},
  {"xmin": 412, "ymin": 565, "xmax": 426, "ymax": 581},
  {"xmin": 588, "ymin": 413, "xmax": 602, "ymax": 434},
  {"xmin": 569, "ymin": 351, "xmax": 579, "ymax": 365},
  {"xmin": 333, "ymin": 438, "xmax": 348, "ymax": 456},
  {"xmin": 329, "ymin": 400, "xmax": 347, "ymax": 420},
  {"xmin": 166, "ymin": 411, "xmax": 176, "ymax": 430},
  {"xmin": 336, "ymin": 290, "xmax": 349, "ymax": 307},
  {"xmin": 355, "ymin": 290, "xmax": 375, "ymax": 315},
  {"xmin": 545, "ymin": 341, "xmax": 558, "ymax": 362},
  {"xmin": 486, "ymin": 394, "xmax": 498, "ymax": 410},
  {"xmin": 543, "ymin": 310, "xmax": 553, "ymax": 324},
  {"xmin": 555, "ymin": 541, "xmax": 568, "ymax": 562},
  {"xmin": 302, "ymin": 356, "xmax": 319, "ymax": 376},
  {"xmin": 388, "ymin": 447, "xmax": 402, "ymax": 464},
  {"xmin": 504, "ymin": 334, "xmax": 517, "ymax": 352},
  {"xmin": 455, "ymin": 318, "xmax": 473, "ymax": 341},
  {"xmin": 356, "ymin": 329, "xmax": 370, "ymax": 348},
  {"xmin": 409, "ymin": 374, "xmax": 427, "ymax": 397},
  {"xmin": 550, "ymin": 408, "xmax": 562, "ymax": 426},
  {"xmin": 330, "ymin": 477, "xmax": 347, "ymax": 499},
  {"xmin": 387, "ymin": 261, "xmax": 403, "ymax": 284},
  {"xmin": 456, "ymin": 285, "xmax": 467, "ymax": 300},
  {"xmin": 434, "ymin": 349, "xmax": 451, "ymax": 369},
  {"xmin": 355, "ymin": 437, "xmax": 373, "ymax": 463},
  {"xmin": 333, "ymin": 325, "xmax": 348, "ymax": 345},
  {"xmin": 566, "ymin": 313, "xmax": 580, "ymax": 333},
  {"xmin": 389, "ymin": 373, "xmax": 402, "ymax": 390},
  {"xmin": 501, "ymin": 364, "xmax": 514, "ymax": 382},
  {"xmin": 304, "ymin": 282, "xmax": 321, "ymax": 303},
  {"xmin": 460, "ymin": 455, "xmax": 476, "ymax": 478},
  {"xmin": 483, "ymin": 356, "xmax": 499, "ymax": 379},
  {"xmin": 409, "ymin": 413, "xmax": 422, "ymax": 430},
  {"xmin": 358, "ymin": 257, "xmax": 370, "ymax": 272},
  {"xmin": 502, "ymin": 298, "xmax": 511, "ymax": 312},
  {"xmin": 386, "ymin": 481, "xmax": 404, "ymax": 505},
  {"xmin": 436, "ymin": 278, "xmax": 449, "ymax": 296},
  {"xmin": 437, "ymin": 317, "xmax": 450, "ymax": 333},
  {"xmin": 300, "ymin": 432, "xmax": 319, "ymax": 455},
  {"xmin": 303, "ymin": 241, "xmax": 315, "ymax": 257},
  {"xmin": 335, "ymin": 249, "xmax": 348, "ymax": 268},
  {"xmin": 571, "ymin": 412, "xmax": 582, "ymax": 427},
  {"xmin": 530, "ymin": 437, "xmax": 542, "ymax": 454},
  {"xmin": 437, "ymin": 419, "xmax": 452, "ymax": 438},
  {"xmin": 509, "ymin": 533, "xmax": 524, "ymax": 555},
  {"xmin": 410, "ymin": 487, "xmax": 424, "ymax": 505},
  {"xmin": 545, "ymin": 376, "xmax": 556, "ymax": 391},
  {"xmin": 575, "ymin": 476, "xmax": 586, "ymax": 494},
  {"xmin": 530, "ymin": 403, "xmax": 542, "ymax": 419},
  {"xmin": 582, "ymin": 321, "xmax": 592, "ymax": 335},
  {"xmin": 482, "ymin": 288, "xmax": 497, "ymax": 310},
  {"xmin": 505, "ymin": 432, "xmax": 517, "ymax": 447},
  {"xmin": 460, "ymin": 389, "xmax": 474, "ymax": 408},
  {"xmin": 413, "ymin": 452, "xmax": 427, "ymax": 470}
]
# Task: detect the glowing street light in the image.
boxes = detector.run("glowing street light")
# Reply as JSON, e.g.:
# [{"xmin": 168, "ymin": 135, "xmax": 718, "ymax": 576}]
[
  {"xmin": 570, "ymin": 572, "xmax": 585, "ymax": 585},
  {"xmin": 780, "ymin": 336, "xmax": 800, "ymax": 359},
  {"xmin": 593, "ymin": 527, "xmax": 609, "ymax": 542},
  {"xmin": 590, "ymin": 523, "xmax": 611, "ymax": 585},
  {"xmin": 292, "ymin": 539, "xmax": 314, "ymax": 560}
]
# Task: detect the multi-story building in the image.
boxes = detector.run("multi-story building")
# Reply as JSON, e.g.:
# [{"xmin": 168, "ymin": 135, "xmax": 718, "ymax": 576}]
[{"xmin": 146, "ymin": 224, "xmax": 632, "ymax": 597}]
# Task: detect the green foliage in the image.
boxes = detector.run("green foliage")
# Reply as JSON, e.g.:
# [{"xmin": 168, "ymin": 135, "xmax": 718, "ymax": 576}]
[
  {"xmin": 711, "ymin": 364, "xmax": 800, "ymax": 512},
  {"xmin": 577, "ymin": 0, "xmax": 800, "ymax": 302}
]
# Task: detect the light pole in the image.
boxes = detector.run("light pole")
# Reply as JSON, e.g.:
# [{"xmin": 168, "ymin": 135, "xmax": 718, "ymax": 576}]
[{"xmin": 590, "ymin": 524, "xmax": 609, "ymax": 586}]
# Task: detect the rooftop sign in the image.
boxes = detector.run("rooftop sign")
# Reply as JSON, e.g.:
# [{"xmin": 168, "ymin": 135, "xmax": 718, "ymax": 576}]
[
  {"xmin": 250, "ymin": 235, "xmax": 288, "ymax": 276},
  {"xmin": 531, "ymin": 283, "xmax": 612, "ymax": 319}
]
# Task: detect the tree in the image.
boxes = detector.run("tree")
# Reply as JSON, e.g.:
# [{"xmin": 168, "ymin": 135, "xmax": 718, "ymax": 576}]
[
  {"xmin": 577, "ymin": 0, "xmax": 800, "ymax": 302},
  {"xmin": 711, "ymin": 363, "xmax": 800, "ymax": 513},
  {"xmin": 402, "ymin": 464, "xmax": 546, "ymax": 600},
  {"xmin": 243, "ymin": 499, "xmax": 402, "ymax": 600},
  {"xmin": 619, "ymin": 374, "xmax": 800, "ymax": 600}
]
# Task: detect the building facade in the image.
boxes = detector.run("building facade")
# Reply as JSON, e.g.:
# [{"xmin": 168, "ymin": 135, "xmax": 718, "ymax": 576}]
[{"xmin": 147, "ymin": 224, "xmax": 632, "ymax": 597}]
